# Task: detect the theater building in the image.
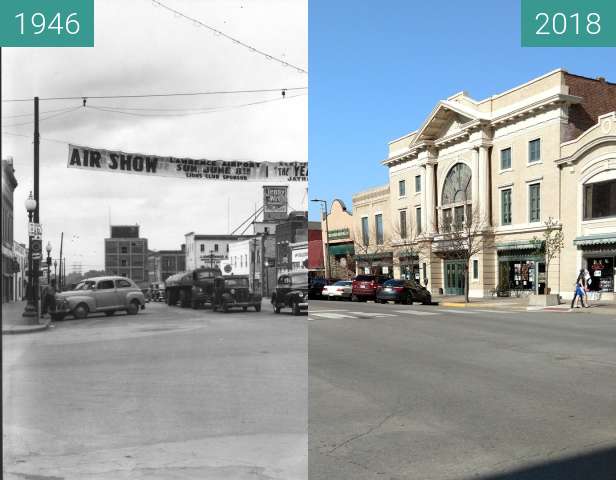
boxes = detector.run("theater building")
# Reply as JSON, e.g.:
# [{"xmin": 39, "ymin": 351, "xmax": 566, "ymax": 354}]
[
  {"xmin": 320, "ymin": 199, "xmax": 355, "ymax": 279},
  {"xmin": 351, "ymin": 70, "xmax": 616, "ymax": 299}
]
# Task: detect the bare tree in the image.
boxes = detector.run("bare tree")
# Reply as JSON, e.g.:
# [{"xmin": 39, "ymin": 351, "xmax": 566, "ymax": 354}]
[
  {"xmin": 352, "ymin": 224, "xmax": 390, "ymax": 276},
  {"xmin": 436, "ymin": 204, "xmax": 493, "ymax": 303},
  {"xmin": 531, "ymin": 217, "xmax": 564, "ymax": 294},
  {"xmin": 389, "ymin": 211, "xmax": 430, "ymax": 283}
]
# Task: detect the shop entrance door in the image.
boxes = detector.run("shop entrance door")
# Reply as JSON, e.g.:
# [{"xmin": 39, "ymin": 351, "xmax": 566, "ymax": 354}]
[{"xmin": 445, "ymin": 260, "xmax": 465, "ymax": 295}]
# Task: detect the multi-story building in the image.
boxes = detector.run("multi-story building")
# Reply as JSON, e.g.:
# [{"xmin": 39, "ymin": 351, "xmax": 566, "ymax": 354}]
[
  {"xmin": 104, "ymin": 225, "xmax": 148, "ymax": 288},
  {"xmin": 220, "ymin": 235, "xmax": 277, "ymax": 296},
  {"xmin": 308, "ymin": 221, "xmax": 324, "ymax": 277},
  {"xmin": 12, "ymin": 242, "xmax": 27, "ymax": 301},
  {"xmin": 147, "ymin": 245, "xmax": 186, "ymax": 285},
  {"xmin": 2, "ymin": 158, "xmax": 18, "ymax": 303},
  {"xmin": 352, "ymin": 70, "xmax": 616, "ymax": 299},
  {"xmin": 275, "ymin": 211, "xmax": 308, "ymax": 275},
  {"xmin": 184, "ymin": 233, "xmax": 252, "ymax": 271},
  {"xmin": 320, "ymin": 199, "xmax": 356, "ymax": 279}
]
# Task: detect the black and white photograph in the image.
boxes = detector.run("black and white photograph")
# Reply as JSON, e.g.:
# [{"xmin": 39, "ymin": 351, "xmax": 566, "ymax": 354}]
[{"xmin": 2, "ymin": 1, "xmax": 307, "ymax": 479}]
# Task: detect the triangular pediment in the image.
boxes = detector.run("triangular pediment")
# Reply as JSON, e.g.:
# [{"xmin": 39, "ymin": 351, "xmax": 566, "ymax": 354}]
[{"xmin": 412, "ymin": 101, "xmax": 481, "ymax": 145}]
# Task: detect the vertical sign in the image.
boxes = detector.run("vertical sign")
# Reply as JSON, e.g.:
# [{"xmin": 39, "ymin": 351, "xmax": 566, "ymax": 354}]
[{"xmin": 263, "ymin": 185, "xmax": 288, "ymax": 221}]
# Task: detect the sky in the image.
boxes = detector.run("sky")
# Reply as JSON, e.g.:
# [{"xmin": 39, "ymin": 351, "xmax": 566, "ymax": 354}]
[
  {"xmin": 2, "ymin": 0, "xmax": 307, "ymax": 272},
  {"xmin": 308, "ymin": 0, "xmax": 616, "ymax": 220}
]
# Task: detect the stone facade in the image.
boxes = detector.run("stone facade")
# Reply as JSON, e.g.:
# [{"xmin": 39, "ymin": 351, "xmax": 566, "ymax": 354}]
[{"xmin": 351, "ymin": 70, "xmax": 616, "ymax": 299}]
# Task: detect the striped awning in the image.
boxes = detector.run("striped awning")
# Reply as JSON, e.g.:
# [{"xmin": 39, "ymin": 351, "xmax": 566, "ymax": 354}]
[
  {"xmin": 496, "ymin": 240, "xmax": 543, "ymax": 251},
  {"xmin": 573, "ymin": 233, "xmax": 616, "ymax": 247}
]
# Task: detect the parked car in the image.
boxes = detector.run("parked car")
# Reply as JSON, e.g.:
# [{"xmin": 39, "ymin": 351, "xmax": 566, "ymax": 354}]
[
  {"xmin": 376, "ymin": 279, "xmax": 432, "ymax": 305},
  {"xmin": 272, "ymin": 272, "xmax": 308, "ymax": 315},
  {"xmin": 308, "ymin": 276, "xmax": 329, "ymax": 299},
  {"xmin": 211, "ymin": 275, "xmax": 262, "ymax": 312},
  {"xmin": 322, "ymin": 280, "xmax": 352, "ymax": 300},
  {"xmin": 351, "ymin": 274, "xmax": 389, "ymax": 302},
  {"xmin": 52, "ymin": 276, "xmax": 146, "ymax": 320}
]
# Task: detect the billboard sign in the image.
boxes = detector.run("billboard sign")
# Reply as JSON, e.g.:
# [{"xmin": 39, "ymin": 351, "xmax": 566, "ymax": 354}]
[{"xmin": 263, "ymin": 185, "xmax": 288, "ymax": 220}]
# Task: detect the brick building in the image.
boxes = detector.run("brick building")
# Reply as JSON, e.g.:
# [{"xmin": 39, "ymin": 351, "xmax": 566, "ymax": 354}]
[
  {"xmin": 2, "ymin": 158, "xmax": 18, "ymax": 303},
  {"xmin": 104, "ymin": 225, "xmax": 148, "ymax": 288}
]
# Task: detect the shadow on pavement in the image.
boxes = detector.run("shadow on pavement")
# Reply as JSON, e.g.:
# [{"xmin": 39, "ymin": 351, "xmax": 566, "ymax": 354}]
[{"xmin": 471, "ymin": 445, "xmax": 616, "ymax": 480}]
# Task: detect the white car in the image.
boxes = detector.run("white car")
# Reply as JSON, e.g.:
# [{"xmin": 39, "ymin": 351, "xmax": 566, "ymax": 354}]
[{"xmin": 322, "ymin": 280, "xmax": 352, "ymax": 300}]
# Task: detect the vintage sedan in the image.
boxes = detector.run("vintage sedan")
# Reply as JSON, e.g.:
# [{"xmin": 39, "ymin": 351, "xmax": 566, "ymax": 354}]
[
  {"xmin": 52, "ymin": 276, "xmax": 146, "ymax": 320},
  {"xmin": 271, "ymin": 272, "xmax": 308, "ymax": 315}
]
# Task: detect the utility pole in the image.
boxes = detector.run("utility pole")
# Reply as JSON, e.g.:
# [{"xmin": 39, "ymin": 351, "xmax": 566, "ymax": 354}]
[
  {"xmin": 58, "ymin": 232, "xmax": 64, "ymax": 291},
  {"xmin": 33, "ymin": 97, "xmax": 41, "ymax": 316}
]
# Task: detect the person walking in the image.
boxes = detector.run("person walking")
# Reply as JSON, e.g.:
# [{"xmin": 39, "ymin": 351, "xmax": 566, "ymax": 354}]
[
  {"xmin": 583, "ymin": 268, "xmax": 592, "ymax": 307},
  {"xmin": 570, "ymin": 270, "xmax": 587, "ymax": 309},
  {"xmin": 42, "ymin": 279, "xmax": 57, "ymax": 318}
]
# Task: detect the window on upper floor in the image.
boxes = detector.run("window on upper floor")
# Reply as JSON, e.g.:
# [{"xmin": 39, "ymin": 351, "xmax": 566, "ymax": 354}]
[
  {"xmin": 416, "ymin": 207, "xmax": 422, "ymax": 234},
  {"xmin": 398, "ymin": 180, "xmax": 406, "ymax": 197},
  {"xmin": 500, "ymin": 148, "xmax": 512, "ymax": 170},
  {"xmin": 375, "ymin": 214, "xmax": 384, "ymax": 245},
  {"xmin": 214, "ymin": 244, "xmax": 219, "ymax": 252},
  {"xmin": 399, "ymin": 210, "xmax": 407, "ymax": 239},
  {"xmin": 529, "ymin": 139, "xmax": 541, "ymax": 163},
  {"xmin": 415, "ymin": 175, "xmax": 421, "ymax": 192},
  {"xmin": 584, "ymin": 179, "xmax": 616, "ymax": 220},
  {"xmin": 361, "ymin": 217, "xmax": 369, "ymax": 246},
  {"xmin": 501, "ymin": 188, "xmax": 512, "ymax": 225},
  {"xmin": 529, "ymin": 183, "xmax": 541, "ymax": 222},
  {"xmin": 200, "ymin": 244, "xmax": 205, "ymax": 252}
]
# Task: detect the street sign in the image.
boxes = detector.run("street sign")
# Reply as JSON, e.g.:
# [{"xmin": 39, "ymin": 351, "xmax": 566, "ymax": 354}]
[
  {"xmin": 32, "ymin": 252, "xmax": 42, "ymax": 260},
  {"xmin": 28, "ymin": 222, "xmax": 42, "ymax": 237}
]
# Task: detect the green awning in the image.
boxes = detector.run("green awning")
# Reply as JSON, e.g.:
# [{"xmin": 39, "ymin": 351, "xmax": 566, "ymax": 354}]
[
  {"xmin": 328, "ymin": 244, "xmax": 355, "ymax": 256},
  {"xmin": 496, "ymin": 240, "xmax": 543, "ymax": 251},
  {"xmin": 573, "ymin": 233, "xmax": 616, "ymax": 247}
]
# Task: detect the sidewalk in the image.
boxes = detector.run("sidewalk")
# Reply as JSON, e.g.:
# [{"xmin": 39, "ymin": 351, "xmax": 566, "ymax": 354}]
[
  {"xmin": 2, "ymin": 301, "xmax": 51, "ymax": 335},
  {"xmin": 433, "ymin": 294, "xmax": 616, "ymax": 315},
  {"xmin": 432, "ymin": 294, "xmax": 527, "ymax": 309}
]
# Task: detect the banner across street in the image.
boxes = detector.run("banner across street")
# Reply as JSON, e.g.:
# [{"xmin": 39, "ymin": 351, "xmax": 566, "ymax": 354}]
[{"xmin": 67, "ymin": 144, "xmax": 308, "ymax": 182}]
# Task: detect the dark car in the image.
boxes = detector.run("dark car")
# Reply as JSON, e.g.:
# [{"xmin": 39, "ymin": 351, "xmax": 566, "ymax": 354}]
[
  {"xmin": 376, "ymin": 279, "xmax": 432, "ymax": 305},
  {"xmin": 272, "ymin": 272, "xmax": 308, "ymax": 315},
  {"xmin": 211, "ymin": 276, "xmax": 262, "ymax": 312},
  {"xmin": 351, "ymin": 274, "xmax": 389, "ymax": 302},
  {"xmin": 308, "ymin": 276, "xmax": 329, "ymax": 299}
]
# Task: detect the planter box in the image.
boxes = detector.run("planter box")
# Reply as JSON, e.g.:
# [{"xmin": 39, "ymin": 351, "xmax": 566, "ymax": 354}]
[{"xmin": 527, "ymin": 294, "xmax": 560, "ymax": 307}]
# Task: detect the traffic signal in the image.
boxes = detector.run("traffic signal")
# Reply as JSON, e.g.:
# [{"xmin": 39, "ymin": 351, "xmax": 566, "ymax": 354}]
[{"xmin": 31, "ymin": 239, "xmax": 42, "ymax": 254}]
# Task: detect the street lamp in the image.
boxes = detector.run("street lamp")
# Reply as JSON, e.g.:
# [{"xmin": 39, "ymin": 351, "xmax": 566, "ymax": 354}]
[
  {"xmin": 46, "ymin": 241, "xmax": 52, "ymax": 284},
  {"xmin": 311, "ymin": 198, "xmax": 331, "ymax": 279},
  {"xmin": 22, "ymin": 191, "xmax": 38, "ymax": 320}
]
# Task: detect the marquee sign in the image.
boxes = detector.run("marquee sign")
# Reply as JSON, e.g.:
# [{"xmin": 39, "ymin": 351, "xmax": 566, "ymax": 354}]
[
  {"xmin": 263, "ymin": 185, "xmax": 288, "ymax": 220},
  {"xmin": 67, "ymin": 145, "xmax": 308, "ymax": 182}
]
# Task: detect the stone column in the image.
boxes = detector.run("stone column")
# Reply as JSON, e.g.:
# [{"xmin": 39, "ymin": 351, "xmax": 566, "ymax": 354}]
[
  {"xmin": 471, "ymin": 147, "xmax": 479, "ymax": 209},
  {"xmin": 425, "ymin": 162, "xmax": 436, "ymax": 233},
  {"xmin": 478, "ymin": 145, "xmax": 491, "ymax": 226}
]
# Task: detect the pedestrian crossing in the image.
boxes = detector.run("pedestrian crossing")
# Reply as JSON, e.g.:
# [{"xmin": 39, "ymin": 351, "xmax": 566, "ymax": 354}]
[{"xmin": 309, "ymin": 306, "xmax": 525, "ymax": 320}]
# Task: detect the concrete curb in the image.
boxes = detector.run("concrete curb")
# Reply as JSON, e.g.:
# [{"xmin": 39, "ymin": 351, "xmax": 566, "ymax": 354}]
[
  {"xmin": 440, "ymin": 301, "xmax": 523, "ymax": 308},
  {"xmin": 2, "ymin": 321, "xmax": 51, "ymax": 335}
]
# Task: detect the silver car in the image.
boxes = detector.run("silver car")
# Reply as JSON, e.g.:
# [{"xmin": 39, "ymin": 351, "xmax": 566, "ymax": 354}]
[{"xmin": 53, "ymin": 276, "xmax": 146, "ymax": 320}]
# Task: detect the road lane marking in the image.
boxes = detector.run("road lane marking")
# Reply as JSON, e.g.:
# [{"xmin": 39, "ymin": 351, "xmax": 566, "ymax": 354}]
[
  {"xmin": 348, "ymin": 311, "xmax": 396, "ymax": 318},
  {"xmin": 309, "ymin": 309, "xmax": 347, "ymax": 313},
  {"xmin": 394, "ymin": 310, "xmax": 438, "ymax": 316},
  {"xmin": 310, "ymin": 312, "xmax": 356, "ymax": 319}
]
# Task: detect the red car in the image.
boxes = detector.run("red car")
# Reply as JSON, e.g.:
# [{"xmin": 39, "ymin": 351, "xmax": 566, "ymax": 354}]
[{"xmin": 351, "ymin": 274, "xmax": 389, "ymax": 302}]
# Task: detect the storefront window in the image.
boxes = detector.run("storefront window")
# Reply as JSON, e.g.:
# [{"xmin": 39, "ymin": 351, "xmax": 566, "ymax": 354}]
[
  {"xmin": 583, "ymin": 179, "xmax": 616, "ymax": 220},
  {"xmin": 586, "ymin": 257, "xmax": 614, "ymax": 292},
  {"xmin": 499, "ymin": 260, "xmax": 537, "ymax": 291}
]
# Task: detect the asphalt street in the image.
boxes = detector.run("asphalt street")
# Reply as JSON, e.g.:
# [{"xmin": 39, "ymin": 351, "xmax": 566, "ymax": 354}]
[
  {"xmin": 3, "ymin": 301, "xmax": 307, "ymax": 480},
  {"xmin": 309, "ymin": 299, "xmax": 616, "ymax": 480}
]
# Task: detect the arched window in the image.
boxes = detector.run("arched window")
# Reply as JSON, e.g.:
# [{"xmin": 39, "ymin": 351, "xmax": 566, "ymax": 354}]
[{"xmin": 441, "ymin": 163, "xmax": 472, "ymax": 230}]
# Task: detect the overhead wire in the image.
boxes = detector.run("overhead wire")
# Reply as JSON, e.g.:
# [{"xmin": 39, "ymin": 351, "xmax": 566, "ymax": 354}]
[
  {"xmin": 149, "ymin": 0, "xmax": 307, "ymax": 74},
  {"xmin": 1, "ymin": 106, "xmax": 83, "ymax": 128},
  {"xmin": 2, "ymin": 86, "xmax": 307, "ymax": 103},
  {"xmin": 85, "ymin": 92, "xmax": 305, "ymax": 118}
]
